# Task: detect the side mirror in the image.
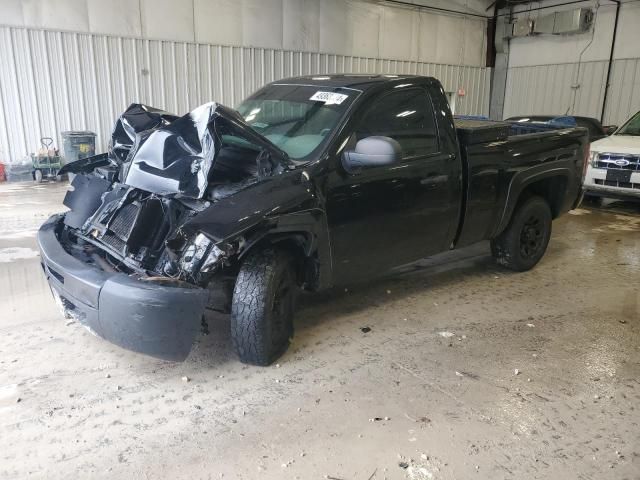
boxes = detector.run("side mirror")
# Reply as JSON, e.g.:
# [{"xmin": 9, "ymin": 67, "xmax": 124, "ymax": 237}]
[
  {"xmin": 342, "ymin": 136, "xmax": 402, "ymax": 173},
  {"xmin": 603, "ymin": 125, "xmax": 618, "ymax": 135}
]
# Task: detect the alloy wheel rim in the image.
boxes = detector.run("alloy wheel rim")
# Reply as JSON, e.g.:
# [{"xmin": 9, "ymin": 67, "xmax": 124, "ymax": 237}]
[{"xmin": 520, "ymin": 215, "xmax": 544, "ymax": 259}]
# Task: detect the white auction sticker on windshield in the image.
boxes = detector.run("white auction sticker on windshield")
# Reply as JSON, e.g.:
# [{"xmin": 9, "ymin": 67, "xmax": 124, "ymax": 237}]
[{"xmin": 309, "ymin": 91, "xmax": 348, "ymax": 105}]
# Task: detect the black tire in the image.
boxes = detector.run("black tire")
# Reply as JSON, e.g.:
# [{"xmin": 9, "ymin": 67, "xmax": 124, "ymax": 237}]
[
  {"xmin": 490, "ymin": 196, "xmax": 552, "ymax": 272},
  {"xmin": 230, "ymin": 248, "xmax": 297, "ymax": 366}
]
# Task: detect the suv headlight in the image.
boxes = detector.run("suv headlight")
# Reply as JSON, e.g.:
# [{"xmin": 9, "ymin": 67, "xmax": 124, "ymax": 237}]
[{"xmin": 590, "ymin": 151, "xmax": 599, "ymax": 167}]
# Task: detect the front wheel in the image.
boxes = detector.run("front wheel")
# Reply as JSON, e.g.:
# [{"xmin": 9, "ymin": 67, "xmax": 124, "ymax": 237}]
[
  {"xmin": 490, "ymin": 196, "xmax": 552, "ymax": 272},
  {"xmin": 230, "ymin": 248, "xmax": 297, "ymax": 366}
]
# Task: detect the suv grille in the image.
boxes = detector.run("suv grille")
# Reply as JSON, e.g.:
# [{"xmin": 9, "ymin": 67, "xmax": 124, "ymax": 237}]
[
  {"xmin": 594, "ymin": 179, "xmax": 640, "ymax": 190},
  {"xmin": 595, "ymin": 153, "xmax": 640, "ymax": 171}
]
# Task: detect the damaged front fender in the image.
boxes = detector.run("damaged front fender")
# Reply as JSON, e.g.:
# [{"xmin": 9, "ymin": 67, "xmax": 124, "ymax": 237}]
[{"xmin": 177, "ymin": 169, "xmax": 333, "ymax": 289}]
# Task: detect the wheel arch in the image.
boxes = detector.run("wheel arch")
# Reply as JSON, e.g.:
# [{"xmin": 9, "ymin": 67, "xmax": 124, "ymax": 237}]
[
  {"xmin": 238, "ymin": 209, "xmax": 333, "ymax": 291},
  {"xmin": 495, "ymin": 168, "xmax": 571, "ymax": 236}
]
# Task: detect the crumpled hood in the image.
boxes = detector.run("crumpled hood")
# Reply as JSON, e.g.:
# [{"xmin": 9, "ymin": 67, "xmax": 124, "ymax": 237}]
[
  {"xmin": 590, "ymin": 134, "xmax": 640, "ymax": 154},
  {"xmin": 110, "ymin": 104, "xmax": 179, "ymax": 162},
  {"xmin": 110, "ymin": 102, "xmax": 289, "ymax": 199}
]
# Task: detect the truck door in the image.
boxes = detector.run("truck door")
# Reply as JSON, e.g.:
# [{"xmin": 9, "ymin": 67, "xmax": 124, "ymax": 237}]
[{"xmin": 325, "ymin": 85, "xmax": 462, "ymax": 284}]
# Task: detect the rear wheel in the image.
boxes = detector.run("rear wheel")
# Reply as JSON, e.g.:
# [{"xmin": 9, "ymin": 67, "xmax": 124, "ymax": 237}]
[
  {"xmin": 34, "ymin": 169, "xmax": 43, "ymax": 182},
  {"xmin": 491, "ymin": 196, "xmax": 552, "ymax": 272},
  {"xmin": 230, "ymin": 248, "xmax": 297, "ymax": 366}
]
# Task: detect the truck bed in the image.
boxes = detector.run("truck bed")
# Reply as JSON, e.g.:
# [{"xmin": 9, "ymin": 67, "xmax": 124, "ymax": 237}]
[{"xmin": 453, "ymin": 120, "xmax": 588, "ymax": 248}]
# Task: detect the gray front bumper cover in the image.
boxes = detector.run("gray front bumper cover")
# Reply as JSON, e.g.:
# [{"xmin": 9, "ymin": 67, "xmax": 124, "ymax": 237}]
[{"xmin": 37, "ymin": 215, "xmax": 208, "ymax": 361}]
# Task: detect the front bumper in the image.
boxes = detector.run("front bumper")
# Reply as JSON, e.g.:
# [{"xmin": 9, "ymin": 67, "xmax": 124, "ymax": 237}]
[
  {"xmin": 37, "ymin": 215, "xmax": 209, "ymax": 361},
  {"xmin": 584, "ymin": 167, "xmax": 640, "ymax": 200}
]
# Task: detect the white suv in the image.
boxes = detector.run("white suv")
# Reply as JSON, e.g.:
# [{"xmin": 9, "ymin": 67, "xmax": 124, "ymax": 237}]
[{"xmin": 584, "ymin": 110, "xmax": 640, "ymax": 201}]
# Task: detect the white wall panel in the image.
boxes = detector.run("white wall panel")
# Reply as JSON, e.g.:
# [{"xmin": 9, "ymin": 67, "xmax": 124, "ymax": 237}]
[
  {"xmin": 417, "ymin": 11, "xmax": 439, "ymax": 64},
  {"xmin": 0, "ymin": 25, "xmax": 491, "ymax": 164},
  {"xmin": 0, "ymin": 0, "xmax": 24, "ymax": 26},
  {"xmin": 87, "ymin": 0, "xmax": 142, "ymax": 37},
  {"xmin": 283, "ymin": 0, "xmax": 320, "ymax": 52},
  {"xmin": 319, "ymin": 0, "xmax": 353, "ymax": 56},
  {"xmin": 605, "ymin": 58, "xmax": 640, "ymax": 126},
  {"xmin": 194, "ymin": 0, "xmax": 242, "ymax": 45},
  {"xmin": 141, "ymin": 0, "xmax": 194, "ymax": 42},
  {"xmin": 350, "ymin": 1, "xmax": 382, "ymax": 58},
  {"xmin": 380, "ymin": 5, "xmax": 417, "ymax": 61},
  {"xmin": 243, "ymin": 0, "xmax": 283, "ymax": 50},
  {"xmin": 503, "ymin": 59, "xmax": 639, "ymax": 126},
  {"xmin": 3, "ymin": 0, "xmax": 489, "ymax": 66},
  {"xmin": 462, "ymin": 18, "xmax": 486, "ymax": 67},
  {"xmin": 22, "ymin": 0, "xmax": 90, "ymax": 32}
]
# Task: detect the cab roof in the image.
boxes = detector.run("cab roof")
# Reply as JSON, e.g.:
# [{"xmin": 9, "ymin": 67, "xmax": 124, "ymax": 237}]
[{"xmin": 270, "ymin": 74, "xmax": 431, "ymax": 91}]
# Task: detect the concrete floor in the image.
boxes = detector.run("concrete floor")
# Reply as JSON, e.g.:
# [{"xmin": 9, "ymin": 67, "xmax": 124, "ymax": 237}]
[{"xmin": 0, "ymin": 181, "xmax": 638, "ymax": 480}]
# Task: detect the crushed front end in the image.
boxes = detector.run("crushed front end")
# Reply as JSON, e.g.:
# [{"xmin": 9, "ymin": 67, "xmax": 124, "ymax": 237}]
[{"xmin": 38, "ymin": 102, "xmax": 290, "ymax": 361}]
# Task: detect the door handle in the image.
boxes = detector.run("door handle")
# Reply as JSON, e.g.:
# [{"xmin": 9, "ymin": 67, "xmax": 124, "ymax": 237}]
[{"xmin": 420, "ymin": 174, "xmax": 448, "ymax": 186}]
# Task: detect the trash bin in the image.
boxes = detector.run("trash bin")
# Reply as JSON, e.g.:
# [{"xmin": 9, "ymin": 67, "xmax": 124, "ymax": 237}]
[{"xmin": 61, "ymin": 131, "xmax": 96, "ymax": 164}]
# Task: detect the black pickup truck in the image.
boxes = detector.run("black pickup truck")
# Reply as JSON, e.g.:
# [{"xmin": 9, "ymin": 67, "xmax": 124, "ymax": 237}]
[{"xmin": 38, "ymin": 75, "xmax": 589, "ymax": 365}]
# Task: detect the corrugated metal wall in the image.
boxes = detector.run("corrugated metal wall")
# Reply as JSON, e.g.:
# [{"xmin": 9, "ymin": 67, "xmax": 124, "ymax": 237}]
[
  {"xmin": 0, "ymin": 25, "xmax": 491, "ymax": 164},
  {"xmin": 503, "ymin": 58, "xmax": 640, "ymax": 125}
]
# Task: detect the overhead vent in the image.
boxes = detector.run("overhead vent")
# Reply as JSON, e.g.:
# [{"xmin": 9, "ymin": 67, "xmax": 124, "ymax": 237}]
[
  {"xmin": 512, "ymin": 17, "xmax": 533, "ymax": 37},
  {"xmin": 533, "ymin": 8, "xmax": 594, "ymax": 35}
]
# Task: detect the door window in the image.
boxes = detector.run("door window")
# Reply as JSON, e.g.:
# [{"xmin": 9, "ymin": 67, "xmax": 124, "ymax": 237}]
[{"xmin": 355, "ymin": 88, "xmax": 439, "ymax": 159}]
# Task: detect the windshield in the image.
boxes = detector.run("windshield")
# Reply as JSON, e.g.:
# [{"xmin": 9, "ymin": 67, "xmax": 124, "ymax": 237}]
[
  {"xmin": 617, "ymin": 111, "xmax": 640, "ymax": 136},
  {"xmin": 236, "ymin": 84, "xmax": 358, "ymax": 162}
]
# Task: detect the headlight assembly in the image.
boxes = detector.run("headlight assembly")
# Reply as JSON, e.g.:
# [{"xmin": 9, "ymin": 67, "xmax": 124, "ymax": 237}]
[
  {"xmin": 179, "ymin": 233, "xmax": 212, "ymax": 273},
  {"xmin": 200, "ymin": 244, "xmax": 226, "ymax": 273},
  {"xmin": 179, "ymin": 233, "xmax": 231, "ymax": 276}
]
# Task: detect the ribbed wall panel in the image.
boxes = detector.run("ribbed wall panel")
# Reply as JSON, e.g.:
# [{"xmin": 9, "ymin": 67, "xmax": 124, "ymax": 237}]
[
  {"xmin": 504, "ymin": 59, "xmax": 640, "ymax": 126},
  {"xmin": 0, "ymin": 26, "xmax": 491, "ymax": 163}
]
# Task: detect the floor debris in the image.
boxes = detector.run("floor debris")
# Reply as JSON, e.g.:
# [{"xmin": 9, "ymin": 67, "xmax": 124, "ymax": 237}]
[
  {"xmin": 360, "ymin": 326, "xmax": 372, "ymax": 333},
  {"xmin": 369, "ymin": 416, "xmax": 390, "ymax": 422},
  {"xmin": 404, "ymin": 413, "xmax": 431, "ymax": 424},
  {"xmin": 438, "ymin": 331, "xmax": 455, "ymax": 338}
]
